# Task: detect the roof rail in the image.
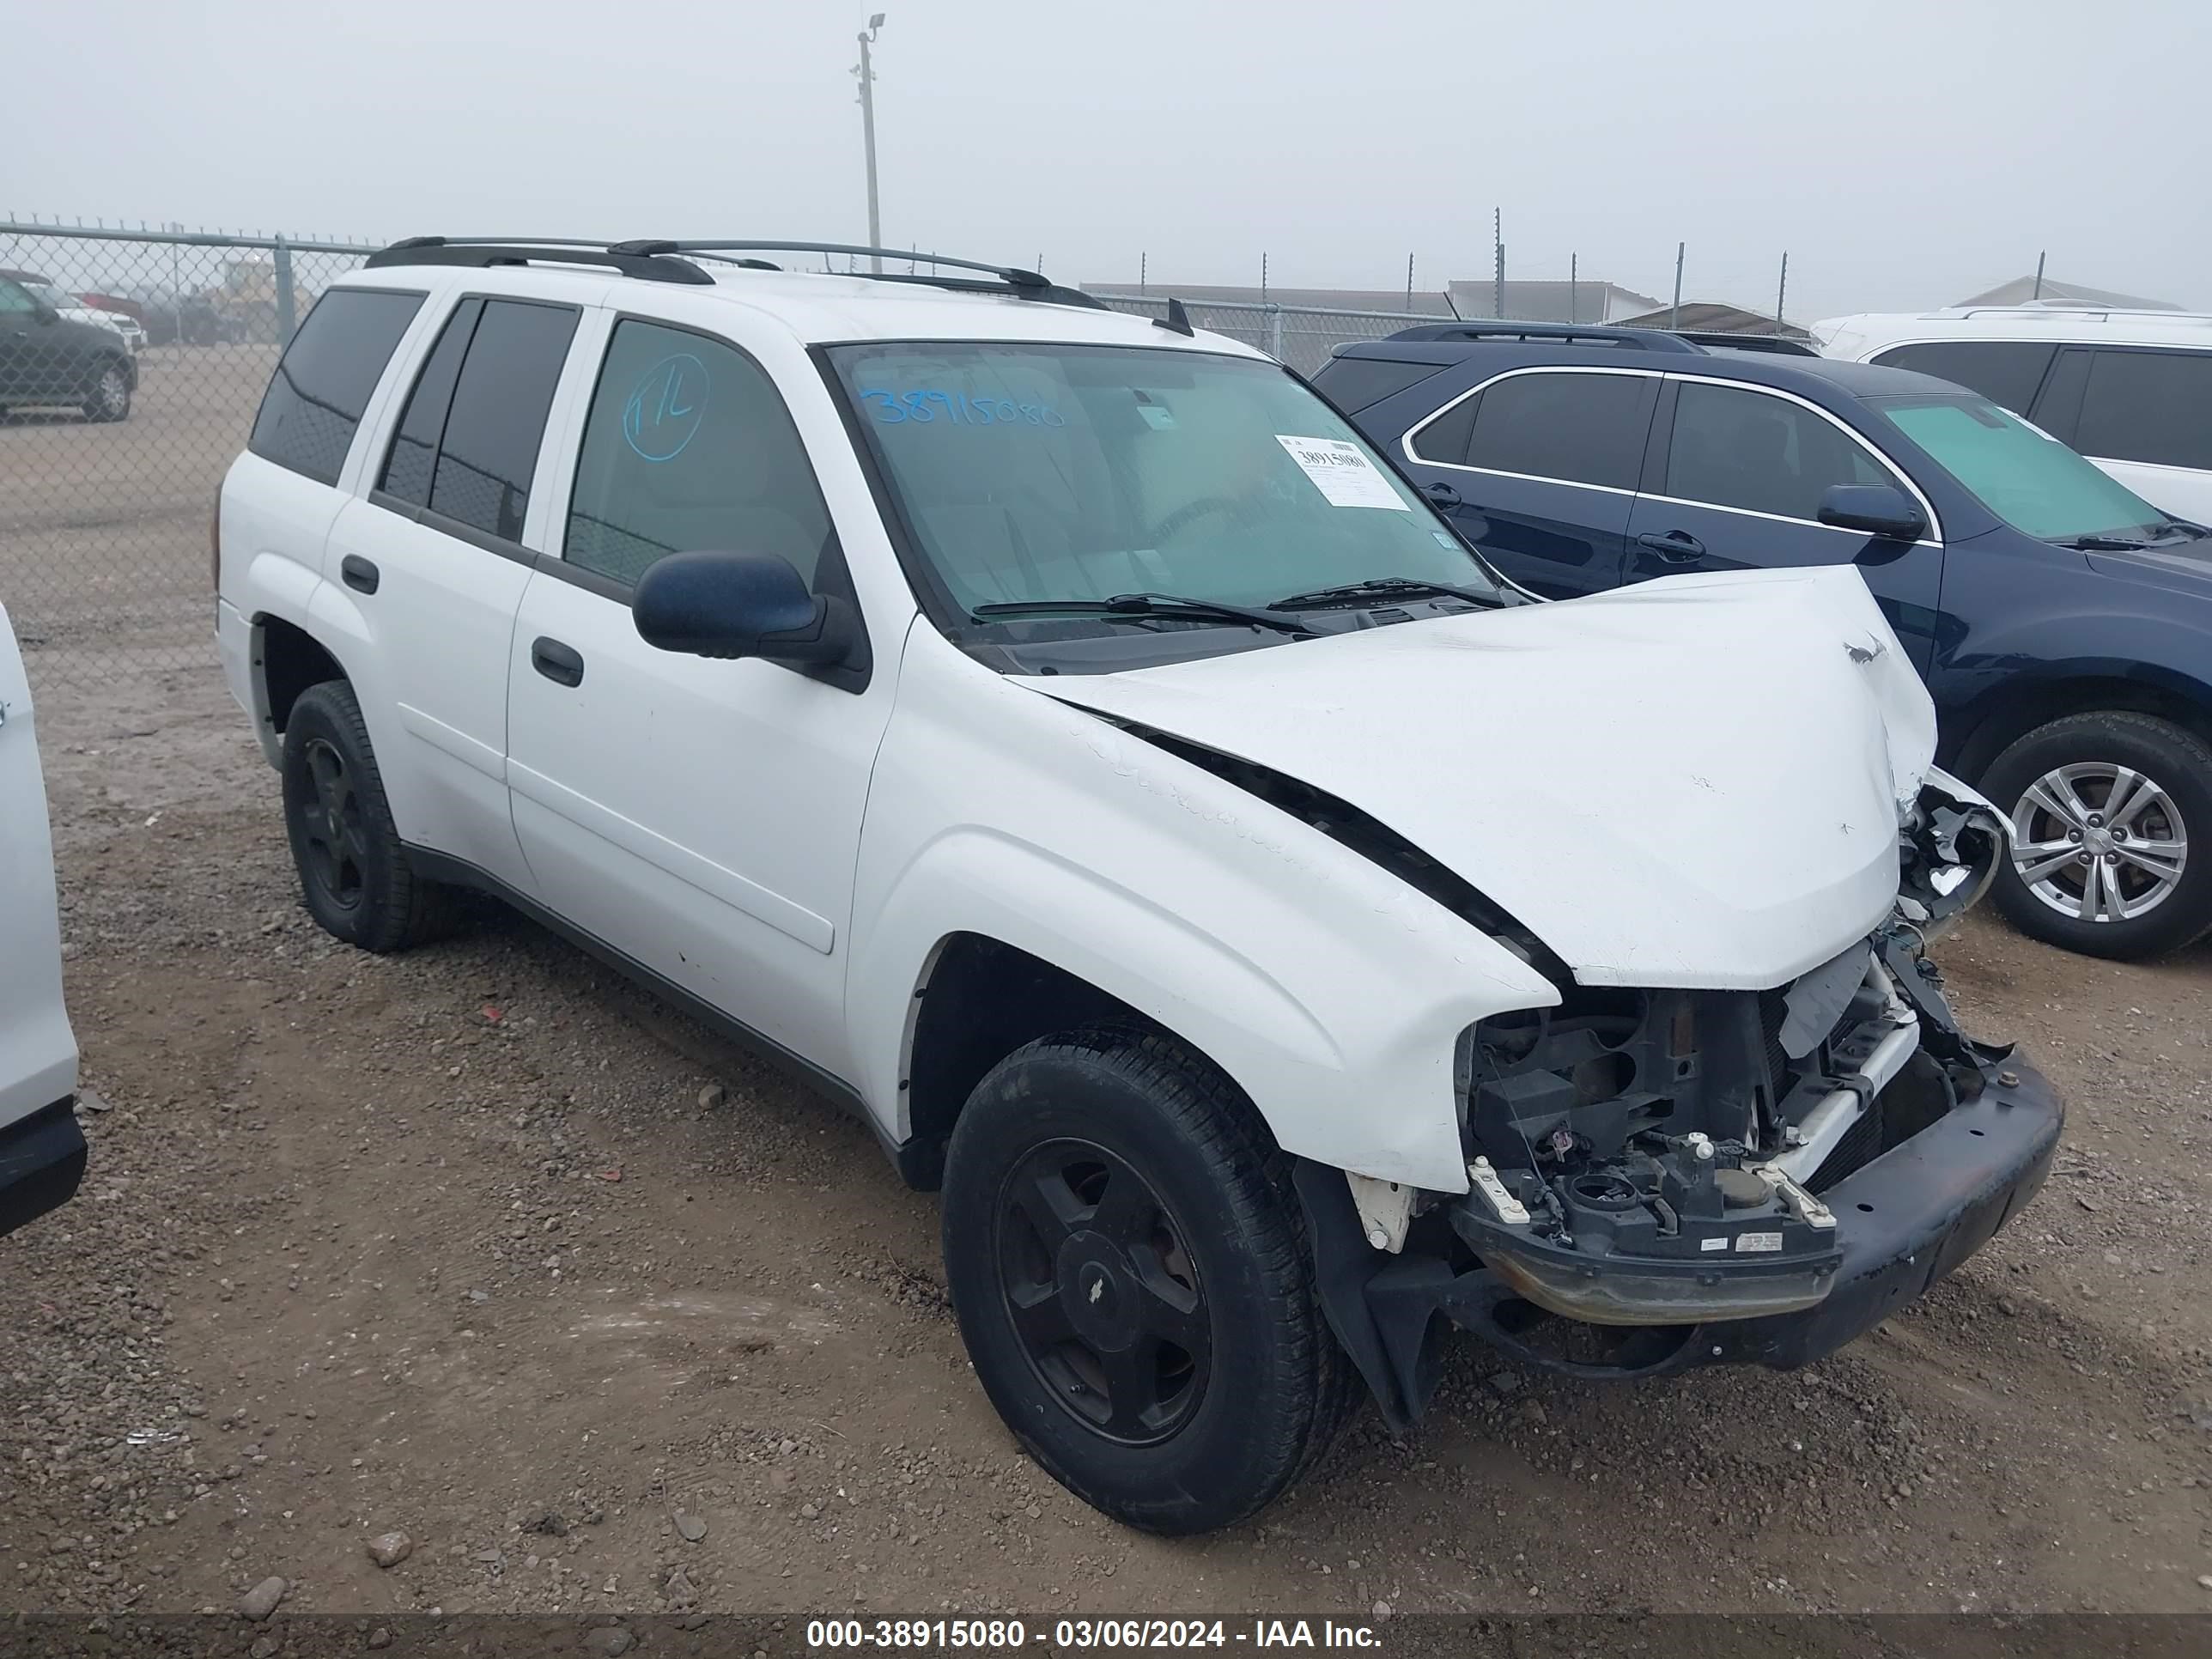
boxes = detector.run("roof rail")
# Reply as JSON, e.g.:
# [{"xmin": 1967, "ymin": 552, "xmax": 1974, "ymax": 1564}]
[
  {"xmin": 622, "ymin": 241, "xmax": 1106, "ymax": 310},
  {"xmin": 365, "ymin": 237, "xmax": 713, "ymax": 285},
  {"xmin": 1384, "ymin": 319, "xmax": 1708, "ymax": 353},
  {"xmin": 1950, "ymin": 303, "xmax": 2210, "ymax": 322},
  {"xmin": 1674, "ymin": 331, "xmax": 1820, "ymax": 356},
  {"xmin": 364, "ymin": 237, "xmax": 1106, "ymax": 310}
]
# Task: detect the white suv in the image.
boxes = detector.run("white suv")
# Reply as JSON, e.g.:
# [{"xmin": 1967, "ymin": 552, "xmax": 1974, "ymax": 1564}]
[
  {"xmin": 1812, "ymin": 307, "xmax": 2212, "ymax": 523},
  {"xmin": 1, "ymin": 603, "xmax": 85, "ymax": 1242},
  {"xmin": 216, "ymin": 238, "xmax": 2063, "ymax": 1533}
]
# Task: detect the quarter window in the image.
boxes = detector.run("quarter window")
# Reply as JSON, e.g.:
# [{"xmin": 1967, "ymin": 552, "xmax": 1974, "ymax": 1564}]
[
  {"xmin": 1463, "ymin": 372, "xmax": 1653, "ymax": 489},
  {"xmin": 1663, "ymin": 382, "xmax": 1893, "ymax": 522},
  {"xmin": 247, "ymin": 288, "xmax": 425, "ymax": 485},
  {"xmin": 2073, "ymin": 349, "xmax": 2212, "ymax": 471},
  {"xmin": 1871, "ymin": 341, "xmax": 2056, "ymax": 415},
  {"xmin": 1408, "ymin": 394, "xmax": 1480, "ymax": 465},
  {"xmin": 563, "ymin": 319, "xmax": 835, "ymax": 590},
  {"xmin": 424, "ymin": 300, "xmax": 578, "ymax": 543}
]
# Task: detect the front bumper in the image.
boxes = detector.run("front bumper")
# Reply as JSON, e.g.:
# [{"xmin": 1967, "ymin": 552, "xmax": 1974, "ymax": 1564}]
[
  {"xmin": 1694, "ymin": 1059, "xmax": 2061, "ymax": 1369},
  {"xmin": 0, "ymin": 1097, "xmax": 88, "ymax": 1241},
  {"xmin": 1310, "ymin": 1058, "xmax": 2063, "ymax": 1425}
]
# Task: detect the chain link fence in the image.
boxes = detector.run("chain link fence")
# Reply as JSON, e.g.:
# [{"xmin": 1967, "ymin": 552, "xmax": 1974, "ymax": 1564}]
[
  {"xmin": 0, "ymin": 224, "xmax": 1433, "ymax": 696},
  {"xmin": 0, "ymin": 223, "xmax": 375, "ymax": 690}
]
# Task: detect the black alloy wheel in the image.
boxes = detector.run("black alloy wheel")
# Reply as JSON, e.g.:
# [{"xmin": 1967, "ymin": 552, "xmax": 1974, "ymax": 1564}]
[{"xmin": 996, "ymin": 1139, "xmax": 1211, "ymax": 1445}]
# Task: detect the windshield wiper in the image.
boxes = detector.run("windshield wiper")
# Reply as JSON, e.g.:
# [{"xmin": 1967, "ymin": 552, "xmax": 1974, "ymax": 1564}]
[
  {"xmin": 1267, "ymin": 575, "xmax": 1500, "ymax": 611},
  {"xmin": 2056, "ymin": 534, "xmax": 2151, "ymax": 551},
  {"xmin": 970, "ymin": 592, "xmax": 1316, "ymax": 636}
]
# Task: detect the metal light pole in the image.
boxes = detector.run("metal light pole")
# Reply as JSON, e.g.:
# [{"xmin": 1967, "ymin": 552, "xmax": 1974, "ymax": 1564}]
[{"xmin": 854, "ymin": 14, "xmax": 886, "ymax": 272}]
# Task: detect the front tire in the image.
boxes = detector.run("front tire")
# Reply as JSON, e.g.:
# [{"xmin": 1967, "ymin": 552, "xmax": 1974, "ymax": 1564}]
[
  {"xmin": 281, "ymin": 680, "xmax": 458, "ymax": 952},
  {"xmin": 940, "ymin": 1027, "xmax": 1357, "ymax": 1534},
  {"xmin": 82, "ymin": 361, "xmax": 131, "ymax": 423},
  {"xmin": 1983, "ymin": 710, "xmax": 2212, "ymax": 959}
]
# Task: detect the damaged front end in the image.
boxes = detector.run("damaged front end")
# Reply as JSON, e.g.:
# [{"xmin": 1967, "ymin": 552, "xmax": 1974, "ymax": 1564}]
[{"xmin": 1303, "ymin": 776, "xmax": 2063, "ymax": 1429}]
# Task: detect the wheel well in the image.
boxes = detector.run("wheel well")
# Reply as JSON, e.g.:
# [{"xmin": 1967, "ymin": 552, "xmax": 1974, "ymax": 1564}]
[
  {"xmin": 899, "ymin": 934, "xmax": 1161, "ymax": 1190},
  {"xmin": 1949, "ymin": 676, "xmax": 2212, "ymax": 783},
  {"xmin": 258, "ymin": 616, "xmax": 346, "ymax": 734}
]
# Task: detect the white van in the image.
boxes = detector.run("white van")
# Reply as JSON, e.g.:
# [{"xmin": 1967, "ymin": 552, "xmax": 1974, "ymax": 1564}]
[
  {"xmin": 0, "ymin": 604, "xmax": 84, "ymax": 1241},
  {"xmin": 1812, "ymin": 307, "xmax": 2212, "ymax": 524}
]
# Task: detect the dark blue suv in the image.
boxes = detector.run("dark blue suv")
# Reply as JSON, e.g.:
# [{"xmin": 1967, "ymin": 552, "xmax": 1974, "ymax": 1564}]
[{"xmin": 1318, "ymin": 323, "xmax": 2212, "ymax": 961}]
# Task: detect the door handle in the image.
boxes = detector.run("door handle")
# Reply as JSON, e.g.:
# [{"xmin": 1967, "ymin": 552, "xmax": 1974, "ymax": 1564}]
[
  {"xmin": 340, "ymin": 554, "xmax": 380, "ymax": 593},
  {"xmin": 1424, "ymin": 480, "xmax": 1462, "ymax": 508},
  {"xmin": 1636, "ymin": 530, "xmax": 1706, "ymax": 562},
  {"xmin": 532, "ymin": 636, "xmax": 585, "ymax": 688}
]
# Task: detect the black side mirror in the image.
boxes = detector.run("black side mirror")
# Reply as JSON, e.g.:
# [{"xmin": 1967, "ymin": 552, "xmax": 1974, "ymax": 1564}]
[
  {"xmin": 1817, "ymin": 482, "xmax": 1926, "ymax": 542},
  {"xmin": 633, "ymin": 550, "xmax": 856, "ymax": 666},
  {"xmin": 29, "ymin": 301, "xmax": 59, "ymax": 325}
]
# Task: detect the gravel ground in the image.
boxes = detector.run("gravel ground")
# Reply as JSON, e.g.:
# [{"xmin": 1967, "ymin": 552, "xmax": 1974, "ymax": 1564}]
[{"xmin": 3, "ymin": 658, "xmax": 2211, "ymax": 1623}]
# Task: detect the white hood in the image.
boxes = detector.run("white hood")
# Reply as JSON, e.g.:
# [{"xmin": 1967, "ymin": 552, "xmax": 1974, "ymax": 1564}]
[{"xmin": 1021, "ymin": 566, "xmax": 1936, "ymax": 992}]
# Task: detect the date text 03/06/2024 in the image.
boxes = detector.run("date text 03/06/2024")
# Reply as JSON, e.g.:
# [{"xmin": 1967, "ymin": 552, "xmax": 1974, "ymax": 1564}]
[{"xmin": 804, "ymin": 1617, "xmax": 1385, "ymax": 1649}]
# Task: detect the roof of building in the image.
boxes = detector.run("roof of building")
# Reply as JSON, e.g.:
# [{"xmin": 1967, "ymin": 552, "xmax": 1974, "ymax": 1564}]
[
  {"xmin": 1612, "ymin": 301, "xmax": 1809, "ymax": 339},
  {"xmin": 1952, "ymin": 275, "xmax": 2181, "ymax": 311},
  {"xmin": 1441, "ymin": 278, "xmax": 1662, "ymax": 324}
]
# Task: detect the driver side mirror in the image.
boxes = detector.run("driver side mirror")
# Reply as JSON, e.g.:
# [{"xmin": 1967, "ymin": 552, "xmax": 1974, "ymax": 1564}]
[
  {"xmin": 1817, "ymin": 482, "xmax": 1925, "ymax": 542},
  {"xmin": 633, "ymin": 550, "xmax": 859, "ymax": 668}
]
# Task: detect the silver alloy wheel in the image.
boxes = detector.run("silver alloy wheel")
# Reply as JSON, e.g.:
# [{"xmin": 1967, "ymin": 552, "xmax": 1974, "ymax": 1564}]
[
  {"xmin": 2010, "ymin": 762, "xmax": 2189, "ymax": 923},
  {"xmin": 97, "ymin": 366, "xmax": 127, "ymax": 417}
]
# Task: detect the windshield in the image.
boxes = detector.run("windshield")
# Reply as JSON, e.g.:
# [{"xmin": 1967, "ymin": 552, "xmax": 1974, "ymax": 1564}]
[
  {"xmin": 1875, "ymin": 395, "xmax": 2167, "ymax": 544},
  {"xmin": 827, "ymin": 343, "xmax": 1498, "ymax": 623},
  {"xmin": 25, "ymin": 281, "xmax": 71, "ymax": 309}
]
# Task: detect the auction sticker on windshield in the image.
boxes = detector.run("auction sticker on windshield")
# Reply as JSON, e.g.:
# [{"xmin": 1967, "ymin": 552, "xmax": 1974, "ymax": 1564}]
[{"xmin": 1275, "ymin": 434, "xmax": 1409, "ymax": 510}]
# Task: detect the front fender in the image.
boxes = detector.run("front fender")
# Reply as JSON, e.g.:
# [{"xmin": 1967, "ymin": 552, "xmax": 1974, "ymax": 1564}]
[{"xmin": 846, "ymin": 629, "xmax": 1559, "ymax": 1193}]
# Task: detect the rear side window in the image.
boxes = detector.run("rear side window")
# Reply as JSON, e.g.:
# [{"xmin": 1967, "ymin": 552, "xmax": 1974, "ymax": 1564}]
[
  {"xmin": 247, "ymin": 289, "xmax": 424, "ymax": 484},
  {"xmin": 1872, "ymin": 340, "xmax": 2056, "ymax": 415},
  {"xmin": 1464, "ymin": 372, "xmax": 1652, "ymax": 489},
  {"xmin": 2073, "ymin": 349, "xmax": 2212, "ymax": 471},
  {"xmin": 1664, "ymin": 381, "xmax": 1894, "ymax": 521},
  {"xmin": 423, "ymin": 300, "xmax": 579, "ymax": 543},
  {"xmin": 563, "ymin": 319, "xmax": 834, "ymax": 591},
  {"xmin": 1310, "ymin": 355, "xmax": 1449, "ymax": 414},
  {"xmin": 378, "ymin": 298, "xmax": 482, "ymax": 507}
]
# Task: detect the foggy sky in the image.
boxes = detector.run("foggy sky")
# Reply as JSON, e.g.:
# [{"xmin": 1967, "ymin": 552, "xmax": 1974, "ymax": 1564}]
[{"xmin": 8, "ymin": 0, "xmax": 2206, "ymax": 322}]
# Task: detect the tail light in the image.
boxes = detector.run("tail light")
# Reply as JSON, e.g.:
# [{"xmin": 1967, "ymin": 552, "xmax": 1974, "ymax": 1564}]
[{"xmin": 210, "ymin": 485, "xmax": 223, "ymax": 592}]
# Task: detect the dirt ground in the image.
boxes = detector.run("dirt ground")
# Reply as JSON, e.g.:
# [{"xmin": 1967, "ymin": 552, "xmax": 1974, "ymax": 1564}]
[{"xmin": 1, "ymin": 653, "xmax": 2209, "ymax": 1627}]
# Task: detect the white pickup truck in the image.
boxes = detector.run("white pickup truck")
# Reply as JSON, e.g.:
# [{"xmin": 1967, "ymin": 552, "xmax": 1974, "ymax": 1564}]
[
  {"xmin": 215, "ymin": 237, "xmax": 2063, "ymax": 1534},
  {"xmin": 0, "ymin": 603, "xmax": 84, "ymax": 1242}
]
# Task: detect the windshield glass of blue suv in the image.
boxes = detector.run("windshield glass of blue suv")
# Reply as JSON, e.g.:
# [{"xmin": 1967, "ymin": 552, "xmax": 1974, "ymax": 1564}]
[
  {"xmin": 1879, "ymin": 395, "xmax": 2170, "ymax": 542},
  {"xmin": 827, "ymin": 343, "xmax": 1494, "ymax": 617}
]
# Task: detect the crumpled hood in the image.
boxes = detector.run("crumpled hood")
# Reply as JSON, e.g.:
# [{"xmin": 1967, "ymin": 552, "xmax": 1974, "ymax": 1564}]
[{"xmin": 1020, "ymin": 566, "xmax": 1937, "ymax": 991}]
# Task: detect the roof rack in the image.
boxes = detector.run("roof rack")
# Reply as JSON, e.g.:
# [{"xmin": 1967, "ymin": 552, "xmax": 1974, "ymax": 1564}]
[
  {"xmin": 363, "ymin": 236, "xmax": 1105, "ymax": 309},
  {"xmin": 365, "ymin": 237, "xmax": 714, "ymax": 285},
  {"xmin": 1384, "ymin": 320, "xmax": 1707, "ymax": 353},
  {"xmin": 1674, "ymin": 331, "xmax": 1819, "ymax": 356}
]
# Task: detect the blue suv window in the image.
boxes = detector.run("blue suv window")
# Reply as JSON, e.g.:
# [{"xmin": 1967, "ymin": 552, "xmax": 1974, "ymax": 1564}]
[
  {"xmin": 1663, "ymin": 382, "xmax": 1891, "ymax": 522},
  {"xmin": 1463, "ymin": 371, "xmax": 1650, "ymax": 490}
]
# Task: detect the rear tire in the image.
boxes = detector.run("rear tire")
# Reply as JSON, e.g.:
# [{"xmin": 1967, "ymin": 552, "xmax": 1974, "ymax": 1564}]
[
  {"xmin": 940, "ymin": 1026, "xmax": 1358, "ymax": 1534},
  {"xmin": 1982, "ymin": 710, "xmax": 2212, "ymax": 959},
  {"xmin": 281, "ymin": 679, "xmax": 459, "ymax": 952}
]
